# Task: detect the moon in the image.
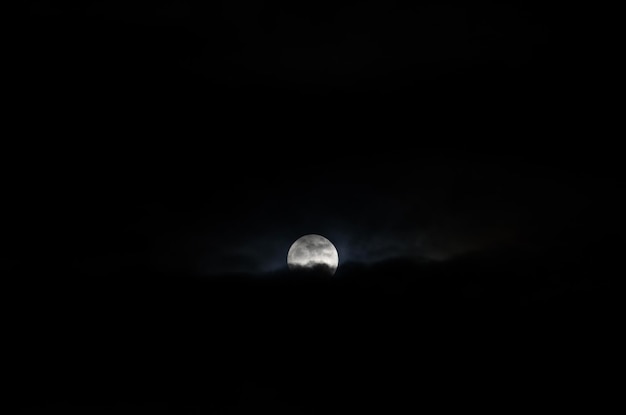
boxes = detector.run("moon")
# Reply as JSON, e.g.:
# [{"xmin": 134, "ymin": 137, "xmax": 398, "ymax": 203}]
[{"xmin": 287, "ymin": 234, "xmax": 339, "ymax": 276}]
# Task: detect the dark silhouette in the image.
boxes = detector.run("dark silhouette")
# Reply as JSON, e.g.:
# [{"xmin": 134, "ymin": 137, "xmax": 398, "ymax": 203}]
[{"xmin": 288, "ymin": 262, "xmax": 336, "ymax": 278}]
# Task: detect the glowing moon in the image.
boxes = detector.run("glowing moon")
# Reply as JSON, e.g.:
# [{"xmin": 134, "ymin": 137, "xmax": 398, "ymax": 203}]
[{"xmin": 287, "ymin": 234, "xmax": 339, "ymax": 276}]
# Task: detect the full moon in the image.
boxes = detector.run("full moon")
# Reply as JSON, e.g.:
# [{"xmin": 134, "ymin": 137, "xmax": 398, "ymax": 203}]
[{"xmin": 287, "ymin": 234, "xmax": 339, "ymax": 276}]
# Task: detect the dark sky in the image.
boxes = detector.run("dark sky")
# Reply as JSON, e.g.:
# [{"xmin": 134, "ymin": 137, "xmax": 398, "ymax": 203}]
[
  {"xmin": 11, "ymin": 0, "xmax": 617, "ymax": 276},
  {"xmin": 7, "ymin": 1, "xmax": 621, "ymax": 414}
]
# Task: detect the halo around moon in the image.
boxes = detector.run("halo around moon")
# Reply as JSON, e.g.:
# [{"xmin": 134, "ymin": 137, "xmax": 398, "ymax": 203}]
[{"xmin": 287, "ymin": 234, "xmax": 339, "ymax": 276}]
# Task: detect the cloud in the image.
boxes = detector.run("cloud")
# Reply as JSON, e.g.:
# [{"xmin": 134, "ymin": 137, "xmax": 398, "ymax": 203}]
[{"xmin": 166, "ymin": 150, "xmax": 583, "ymax": 277}]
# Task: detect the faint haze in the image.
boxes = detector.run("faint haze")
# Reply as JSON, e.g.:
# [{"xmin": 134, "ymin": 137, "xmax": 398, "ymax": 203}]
[
  {"xmin": 54, "ymin": 150, "xmax": 589, "ymax": 278},
  {"xmin": 184, "ymin": 154, "xmax": 586, "ymax": 276}
]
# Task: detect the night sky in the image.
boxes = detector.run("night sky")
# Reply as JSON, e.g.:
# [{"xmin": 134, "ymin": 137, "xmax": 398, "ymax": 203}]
[{"xmin": 7, "ymin": 1, "xmax": 621, "ymax": 414}]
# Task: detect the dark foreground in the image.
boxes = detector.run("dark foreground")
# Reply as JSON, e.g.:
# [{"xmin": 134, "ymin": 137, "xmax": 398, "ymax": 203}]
[{"xmin": 7, "ymin": 246, "xmax": 620, "ymax": 415}]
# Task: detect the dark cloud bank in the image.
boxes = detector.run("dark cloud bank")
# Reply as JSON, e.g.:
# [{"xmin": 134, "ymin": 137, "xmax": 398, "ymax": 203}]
[
  {"xmin": 7, "ymin": 241, "xmax": 621, "ymax": 414},
  {"xmin": 7, "ymin": 1, "xmax": 620, "ymax": 414}
]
